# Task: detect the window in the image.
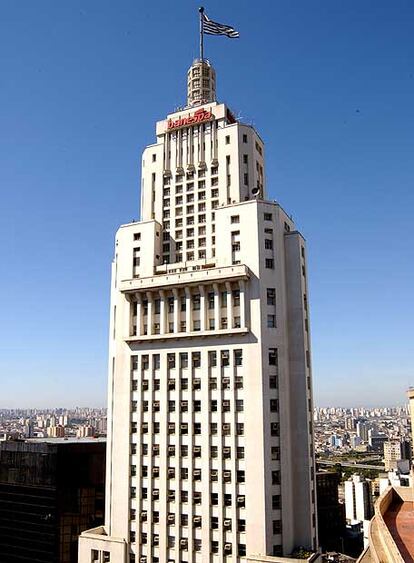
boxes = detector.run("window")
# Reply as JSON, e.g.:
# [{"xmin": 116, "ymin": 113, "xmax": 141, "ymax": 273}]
[
  {"xmin": 265, "ymin": 239, "xmax": 273, "ymax": 250},
  {"xmin": 193, "ymin": 294, "xmax": 200, "ymax": 310},
  {"xmin": 133, "ymin": 233, "xmax": 141, "ymax": 241},
  {"xmin": 231, "ymin": 469, "xmax": 243, "ymax": 484},
  {"xmin": 221, "ymin": 350, "xmax": 230, "ymax": 367},
  {"xmin": 269, "ymin": 348, "xmax": 278, "ymax": 366},
  {"xmin": 270, "ymin": 399, "xmax": 279, "ymax": 412},
  {"xmin": 236, "ymin": 422, "xmax": 244, "ymax": 435},
  {"xmin": 181, "ymin": 514, "xmax": 189, "ymax": 526},
  {"xmin": 267, "ymin": 314, "xmax": 276, "ymax": 328},
  {"xmin": 244, "ymin": 173, "xmax": 249, "ymax": 185},
  {"xmin": 272, "ymin": 495, "xmax": 281, "ymax": 509},
  {"xmin": 267, "ymin": 288, "xmax": 276, "ymax": 305},
  {"xmin": 264, "ymin": 213, "xmax": 272, "ymax": 221},
  {"xmin": 236, "ymin": 399, "xmax": 244, "ymax": 412},
  {"xmin": 265, "ymin": 258, "xmax": 274, "ymax": 269},
  {"xmin": 237, "ymin": 446, "xmax": 245, "ymax": 459},
  {"xmin": 271, "ymin": 422, "xmax": 280, "ymax": 436},
  {"xmin": 180, "ymin": 352, "xmax": 188, "ymax": 369},
  {"xmin": 234, "ymin": 349, "xmax": 243, "ymax": 366},
  {"xmin": 192, "ymin": 352, "xmax": 201, "ymax": 368},
  {"xmin": 193, "ymin": 320, "xmax": 201, "ymax": 331},
  {"xmin": 208, "ymin": 351, "xmax": 217, "ymax": 367},
  {"xmin": 242, "ymin": 134, "xmax": 248, "ymax": 143},
  {"xmin": 211, "ymin": 493, "xmax": 219, "ymax": 505},
  {"xmin": 269, "ymin": 375, "xmax": 278, "ymax": 389},
  {"xmin": 231, "ymin": 215, "xmax": 240, "ymax": 224},
  {"xmin": 225, "ymin": 135, "xmax": 230, "ymax": 144},
  {"xmin": 243, "ymin": 154, "xmax": 248, "ymax": 164},
  {"xmin": 273, "ymin": 519, "xmax": 282, "ymax": 534}
]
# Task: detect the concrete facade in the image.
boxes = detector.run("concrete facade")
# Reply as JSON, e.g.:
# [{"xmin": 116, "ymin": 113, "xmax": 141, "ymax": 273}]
[{"xmin": 79, "ymin": 59, "xmax": 317, "ymax": 563}]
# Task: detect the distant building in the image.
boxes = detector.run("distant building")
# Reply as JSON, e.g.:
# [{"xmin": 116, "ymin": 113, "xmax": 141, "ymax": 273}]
[
  {"xmin": 344, "ymin": 475, "xmax": 373, "ymax": 523},
  {"xmin": 76, "ymin": 425, "xmax": 95, "ymax": 438},
  {"xmin": 384, "ymin": 440, "xmax": 411, "ymax": 471},
  {"xmin": 316, "ymin": 471, "xmax": 345, "ymax": 552},
  {"xmin": 367, "ymin": 430, "xmax": 387, "ymax": 453},
  {"xmin": 356, "ymin": 422, "xmax": 369, "ymax": 442},
  {"xmin": 344, "ymin": 417, "xmax": 355, "ymax": 431},
  {"xmin": 47, "ymin": 424, "xmax": 65, "ymax": 438},
  {"xmin": 0, "ymin": 438, "xmax": 105, "ymax": 563}
]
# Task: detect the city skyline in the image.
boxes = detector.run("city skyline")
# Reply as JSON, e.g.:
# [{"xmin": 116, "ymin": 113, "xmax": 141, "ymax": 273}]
[{"xmin": 1, "ymin": 1, "xmax": 414, "ymax": 408}]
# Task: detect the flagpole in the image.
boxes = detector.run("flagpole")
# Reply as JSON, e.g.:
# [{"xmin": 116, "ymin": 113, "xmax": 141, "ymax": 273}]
[{"xmin": 199, "ymin": 6, "xmax": 204, "ymax": 61}]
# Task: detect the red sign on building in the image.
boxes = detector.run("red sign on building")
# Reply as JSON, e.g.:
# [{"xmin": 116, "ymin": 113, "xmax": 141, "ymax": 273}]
[{"xmin": 167, "ymin": 108, "xmax": 214, "ymax": 131}]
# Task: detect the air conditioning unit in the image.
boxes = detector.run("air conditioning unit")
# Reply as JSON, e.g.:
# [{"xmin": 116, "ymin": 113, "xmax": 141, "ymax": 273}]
[
  {"xmin": 140, "ymin": 557, "xmax": 147, "ymax": 563},
  {"xmin": 140, "ymin": 511, "xmax": 147, "ymax": 520},
  {"xmin": 193, "ymin": 469, "xmax": 201, "ymax": 477},
  {"xmin": 223, "ymin": 470, "xmax": 231, "ymax": 479},
  {"xmin": 222, "ymin": 424, "xmax": 230, "ymax": 431},
  {"xmin": 180, "ymin": 423, "xmax": 188, "ymax": 430},
  {"xmin": 237, "ymin": 496, "xmax": 245, "ymax": 504},
  {"xmin": 168, "ymin": 492, "xmax": 175, "ymax": 500},
  {"xmin": 168, "ymin": 423, "xmax": 175, "ymax": 430},
  {"xmin": 180, "ymin": 401, "xmax": 187, "ymax": 408},
  {"xmin": 193, "ymin": 446, "xmax": 201, "ymax": 453},
  {"xmin": 193, "ymin": 516, "xmax": 201, "ymax": 524},
  {"xmin": 224, "ymin": 543, "xmax": 232, "ymax": 551},
  {"xmin": 167, "ymin": 514, "xmax": 175, "ymax": 522},
  {"xmin": 167, "ymin": 468, "xmax": 175, "ymax": 476},
  {"xmin": 224, "ymin": 519, "xmax": 231, "ymax": 528},
  {"xmin": 211, "ymin": 470, "xmax": 218, "ymax": 477},
  {"xmin": 222, "ymin": 377, "xmax": 230, "ymax": 384},
  {"xmin": 168, "ymin": 446, "xmax": 175, "ymax": 453},
  {"xmin": 180, "ymin": 539, "xmax": 188, "ymax": 547},
  {"xmin": 223, "ymin": 447, "xmax": 230, "ymax": 455}
]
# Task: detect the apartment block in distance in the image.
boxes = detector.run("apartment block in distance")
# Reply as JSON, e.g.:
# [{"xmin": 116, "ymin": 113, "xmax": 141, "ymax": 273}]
[{"xmin": 79, "ymin": 57, "xmax": 317, "ymax": 563}]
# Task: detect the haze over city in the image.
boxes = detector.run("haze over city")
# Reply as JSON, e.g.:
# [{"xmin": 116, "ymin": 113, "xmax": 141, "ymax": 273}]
[{"xmin": 1, "ymin": 0, "xmax": 413, "ymax": 409}]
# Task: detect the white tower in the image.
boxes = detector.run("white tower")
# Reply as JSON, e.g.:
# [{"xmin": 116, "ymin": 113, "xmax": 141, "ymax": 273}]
[{"xmin": 79, "ymin": 59, "xmax": 317, "ymax": 563}]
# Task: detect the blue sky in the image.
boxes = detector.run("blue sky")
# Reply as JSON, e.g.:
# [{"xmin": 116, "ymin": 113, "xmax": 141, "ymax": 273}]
[{"xmin": 1, "ymin": 0, "xmax": 413, "ymax": 408}]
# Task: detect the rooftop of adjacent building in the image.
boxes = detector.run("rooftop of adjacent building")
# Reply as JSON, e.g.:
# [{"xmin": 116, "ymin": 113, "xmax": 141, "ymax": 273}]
[{"xmin": 357, "ymin": 485, "xmax": 414, "ymax": 563}]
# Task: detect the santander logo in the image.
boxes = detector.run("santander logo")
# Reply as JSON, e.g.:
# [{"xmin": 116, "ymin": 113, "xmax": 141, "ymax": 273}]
[{"xmin": 167, "ymin": 108, "xmax": 214, "ymax": 131}]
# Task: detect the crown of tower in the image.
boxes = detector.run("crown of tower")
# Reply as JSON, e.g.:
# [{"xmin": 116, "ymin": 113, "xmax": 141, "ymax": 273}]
[{"xmin": 187, "ymin": 58, "xmax": 216, "ymax": 107}]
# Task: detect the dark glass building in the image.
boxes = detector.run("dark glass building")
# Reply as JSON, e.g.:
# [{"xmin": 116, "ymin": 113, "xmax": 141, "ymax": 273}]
[
  {"xmin": 0, "ymin": 438, "xmax": 105, "ymax": 563},
  {"xmin": 316, "ymin": 470, "xmax": 346, "ymax": 552}
]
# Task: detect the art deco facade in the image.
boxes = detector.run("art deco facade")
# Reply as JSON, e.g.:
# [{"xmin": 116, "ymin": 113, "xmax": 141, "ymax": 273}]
[{"xmin": 79, "ymin": 58, "xmax": 317, "ymax": 563}]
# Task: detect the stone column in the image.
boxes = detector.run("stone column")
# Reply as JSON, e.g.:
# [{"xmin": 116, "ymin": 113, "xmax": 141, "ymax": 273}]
[
  {"xmin": 185, "ymin": 287, "xmax": 192, "ymax": 332},
  {"xmin": 172, "ymin": 288, "xmax": 180, "ymax": 333},
  {"xmin": 226, "ymin": 282, "xmax": 233, "ymax": 329},
  {"xmin": 199, "ymin": 285, "xmax": 206, "ymax": 331},
  {"xmin": 213, "ymin": 283, "xmax": 220, "ymax": 330},
  {"xmin": 146, "ymin": 291, "xmax": 153, "ymax": 336},
  {"xmin": 159, "ymin": 290, "xmax": 166, "ymax": 335},
  {"xmin": 239, "ymin": 280, "xmax": 246, "ymax": 328}
]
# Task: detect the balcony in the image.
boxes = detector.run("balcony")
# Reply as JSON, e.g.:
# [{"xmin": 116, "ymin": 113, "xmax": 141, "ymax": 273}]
[{"xmin": 120, "ymin": 264, "xmax": 250, "ymax": 294}]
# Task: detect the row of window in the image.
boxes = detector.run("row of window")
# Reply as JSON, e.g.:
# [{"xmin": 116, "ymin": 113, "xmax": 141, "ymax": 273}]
[
  {"xmin": 130, "ymin": 444, "xmax": 246, "ymax": 459},
  {"xmin": 138, "ymin": 398, "xmax": 244, "ymax": 412},
  {"xmin": 138, "ymin": 467, "xmax": 245, "ymax": 482},
  {"xmin": 133, "ymin": 349, "xmax": 243, "ymax": 371},
  {"xmin": 134, "ymin": 375, "xmax": 244, "ymax": 393},
  {"xmin": 140, "ymin": 421, "xmax": 245, "ymax": 435},
  {"xmin": 138, "ymin": 537, "xmax": 246, "ymax": 557}
]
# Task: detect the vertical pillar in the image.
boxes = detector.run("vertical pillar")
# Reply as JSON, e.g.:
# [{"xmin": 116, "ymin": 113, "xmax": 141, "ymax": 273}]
[
  {"xmin": 124, "ymin": 294, "xmax": 132, "ymax": 338},
  {"xmin": 185, "ymin": 287, "xmax": 192, "ymax": 332},
  {"xmin": 173, "ymin": 288, "xmax": 179, "ymax": 333},
  {"xmin": 199, "ymin": 285, "xmax": 206, "ymax": 331},
  {"xmin": 136, "ymin": 293, "xmax": 142, "ymax": 337},
  {"xmin": 226, "ymin": 282, "xmax": 233, "ymax": 329},
  {"xmin": 146, "ymin": 292, "xmax": 153, "ymax": 336},
  {"xmin": 159, "ymin": 290, "xmax": 166, "ymax": 335},
  {"xmin": 239, "ymin": 280, "xmax": 246, "ymax": 329},
  {"xmin": 213, "ymin": 283, "xmax": 220, "ymax": 330}
]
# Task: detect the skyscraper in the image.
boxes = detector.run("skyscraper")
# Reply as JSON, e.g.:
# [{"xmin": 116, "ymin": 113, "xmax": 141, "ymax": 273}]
[{"xmin": 79, "ymin": 57, "xmax": 317, "ymax": 562}]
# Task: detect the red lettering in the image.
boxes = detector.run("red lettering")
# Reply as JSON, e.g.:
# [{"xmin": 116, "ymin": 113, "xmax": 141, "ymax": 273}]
[{"xmin": 166, "ymin": 108, "xmax": 214, "ymax": 131}]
